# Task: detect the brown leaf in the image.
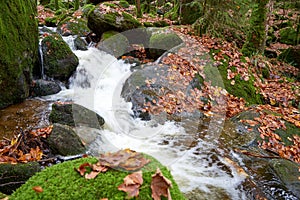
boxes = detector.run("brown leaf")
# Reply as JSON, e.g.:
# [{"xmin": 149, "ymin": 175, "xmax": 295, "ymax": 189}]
[
  {"xmin": 99, "ymin": 149, "xmax": 150, "ymax": 171},
  {"xmin": 32, "ymin": 186, "xmax": 43, "ymax": 193},
  {"xmin": 151, "ymin": 168, "xmax": 172, "ymax": 200},
  {"xmin": 75, "ymin": 162, "xmax": 91, "ymax": 176},
  {"xmin": 85, "ymin": 171, "xmax": 100, "ymax": 179},
  {"xmin": 118, "ymin": 171, "xmax": 143, "ymax": 198}
]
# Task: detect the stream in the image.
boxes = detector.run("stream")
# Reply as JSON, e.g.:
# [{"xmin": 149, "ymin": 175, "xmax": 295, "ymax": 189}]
[{"xmin": 39, "ymin": 37, "xmax": 248, "ymax": 199}]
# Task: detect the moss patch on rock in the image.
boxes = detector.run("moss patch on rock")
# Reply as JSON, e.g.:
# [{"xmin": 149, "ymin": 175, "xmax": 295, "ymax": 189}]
[
  {"xmin": 0, "ymin": 1, "xmax": 39, "ymax": 109},
  {"xmin": 279, "ymin": 27, "xmax": 299, "ymax": 45},
  {"xmin": 41, "ymin": 32, "xmax": 79, "ymax": 81},
  {"xmin": 10, "ymin": 156, "xmax": 186, "ymax": 199}
]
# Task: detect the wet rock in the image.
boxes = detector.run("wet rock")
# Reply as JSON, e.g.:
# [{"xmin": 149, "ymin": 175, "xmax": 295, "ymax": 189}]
[
  {"xmin": 74, "ymin": 36, "xmax": 88, "ymax": 51},
  {"xmin": 30, "ymin": 79, "xmax": 61, "ymax": 97},
  {"xmin": 0, "ymin": 162, "xmax": 41, "ymax": 194},
  {"xmin": 270, "ymin": 159, "xmax": 300, "ymax": 198},
  {"xmin": 87, "ymin": 3, "xmax": 141, "ymax": 37},
  {"xmin": 49, "ymin": 103, "xmax": 105, "ymax": 129},
  {"xmin": 47, "ymin": 123, "xmax": 86, "ymax": 156},
  {"xmin": 41, "ymin": 32, "xmax": 79, "ymax": 82}
]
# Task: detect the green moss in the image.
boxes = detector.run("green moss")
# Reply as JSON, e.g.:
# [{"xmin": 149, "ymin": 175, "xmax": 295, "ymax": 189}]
[
  {"xmin": 274, "ymin": 122, "xmax": 300, "ymax": 146},
  {"xmin": 119, "ymin": 0, "xmax": 130, "ymax": 8},
  {"xmin": 207, "ymin": 51, "xmax": 263, "ymax": 105},
  {"xmin": 279, "ymin": 27, "xmax": 299, "ymax": 45},
  {"xmin": 0, "ymin": 0, "xmax": 38, "ymax": 108},
  {"xmin": 10, "ymin": 156, "xmax": 186, "ymax": 200},
  {"xmin": 149, "ymin": 33, "xmax": 183, "ymax": 51}
]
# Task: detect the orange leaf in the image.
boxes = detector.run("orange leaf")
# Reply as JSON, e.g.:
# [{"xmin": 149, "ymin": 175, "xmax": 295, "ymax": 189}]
[{"xmin": 32, "ymin": 186, "xmax": 43, "ymax": 193}]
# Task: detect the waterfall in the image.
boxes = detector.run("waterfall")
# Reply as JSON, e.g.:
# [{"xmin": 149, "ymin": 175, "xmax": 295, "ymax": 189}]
[{"xmin": 39, "ymin": 40, "xmax": 45, "ymax": 79}]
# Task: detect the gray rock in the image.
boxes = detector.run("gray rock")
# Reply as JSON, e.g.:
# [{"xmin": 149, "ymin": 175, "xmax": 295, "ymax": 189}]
[
  {"xmin": 49, "ymin": 103, "xmax": 105, "ymax": 129},
  {"xmin": 47, "ymin": 123, "xmax": 86, "ymax": 156},
  {"xmin": 30, "ymin": 79, "xmax": 61, "ymax": 97},
  {"xmin": 74, "ymin": 36, "xmax": 88, "ymax": 51}
]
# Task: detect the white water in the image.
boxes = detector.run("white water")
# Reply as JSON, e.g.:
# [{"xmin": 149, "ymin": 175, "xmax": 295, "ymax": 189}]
[{"xmin": 44, "ymin": 41, "xmax": 247, "ymax": 198}]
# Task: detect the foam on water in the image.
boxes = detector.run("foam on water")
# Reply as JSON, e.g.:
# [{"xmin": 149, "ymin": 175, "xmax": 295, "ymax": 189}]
[{"xmin": 47, "ymin": 47, "xmax": 247, "ymax": 198}]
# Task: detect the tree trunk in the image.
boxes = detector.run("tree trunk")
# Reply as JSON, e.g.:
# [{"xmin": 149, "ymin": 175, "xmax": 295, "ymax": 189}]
[
  {"xmin": 242, "ymin": 0, "xmax": 269, "ymax": 56},
  {"xmin": 136, "ymin": 0, "xmax": 142, "ymax": 18}
]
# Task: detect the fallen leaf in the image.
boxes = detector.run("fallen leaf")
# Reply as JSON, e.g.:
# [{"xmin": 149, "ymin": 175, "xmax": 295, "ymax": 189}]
[
  {"xmin": 85, "ymin": 171, "xmax": 100, "ymax": 179},
  {"xmin": 151, "ymin": 168, "xmax": 172, "ymax": 200},
  {"xmin": 75, "ymin": 162, "xmax": 91, "ymax": 176},
  {"xmin": 99, "ymin": 149, "xmax": 150, "ymax": 171},
  {"xmin": 32, "ymin": 186, "xmax": 43, "ymax": 193},
  {"xmin": 118, "ymin": 171, "xmax": 143, "ymax": 198}
]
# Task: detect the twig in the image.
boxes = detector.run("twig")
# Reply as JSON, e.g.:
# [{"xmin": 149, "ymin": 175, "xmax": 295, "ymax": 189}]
[{"xmin": 234, "ymin": 148, "xmax": 281, "ymax": 159}]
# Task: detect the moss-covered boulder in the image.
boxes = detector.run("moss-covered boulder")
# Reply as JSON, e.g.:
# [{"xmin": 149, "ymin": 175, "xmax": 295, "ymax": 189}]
[
  {"xmin": 10, "ymin": 156, "xmax": 186, "ymax": 199},
  {"xmin": 279, "ymin": 27, "xmax": 300, "ymax": 45},
  {"xmin": 57, "ymin": 18, "xmax": 90, "ymax": 37},
  {"xmin": 97, "ymin": 31, "xmax": 129, "ymax": 57},
  {"xmin": 30, "ymin": 79, "xmax": 61, "ymax": 97},
  {"xmin": 278, "ymin": 45, "xmax": 300, "ymax": 69},
  {"xmin": 0, "ymin": 162, "xmax": 41, "ymax": 194},
  {"xmin": 87, "ymin": 3, "xmax": 141, "ymax": 37},
  {"xmin": 181, "ymin": 1, "xmax": 202, "ymax": 25},
  {"xmin": 49, "ymin": 103, "xmax": 105, "ymax": 129},
  {"xmin": 47, "ymin": 123, "xmax": 86, "ymax": 156},
  {"xmin": 0, "ymin": 1, "xmax": 39, "ymax": 109},
  {"xmin": 149, "ymin": 32, "xmax": 183, "ymax": 59},
  {"xmin": 41, "ymin": 32, "xmax": 79, "ymax": 82}
]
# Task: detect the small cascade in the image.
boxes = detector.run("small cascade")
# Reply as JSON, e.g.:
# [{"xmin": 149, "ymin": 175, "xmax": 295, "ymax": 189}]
[
  {"xmin": 46, "ymin": 46, "xmax": 248, "ymax": 199},
  {"xmin": 62, "ymin": 35, "xmax": 76, "ymax": 51}
]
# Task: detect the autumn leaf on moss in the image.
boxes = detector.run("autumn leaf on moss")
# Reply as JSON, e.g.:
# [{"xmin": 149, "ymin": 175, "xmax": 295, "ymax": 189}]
[
  {"xmin": 118, "ymin": 171, "xmax": 143, "ymax": 198},
  {"xmin": 32, "ymin": 186, "xmax": 43, "ymax": 193},
  {"xmin": 151, "ymin": 168, "xmax": 172, "ymax": 200},
  {"xmin": 75, "ymin": 162, "xmax": 108, "ymax": 179},
  {"xmin": 99, "ymin": 149, "xmax": 150, "ymax": 171}
]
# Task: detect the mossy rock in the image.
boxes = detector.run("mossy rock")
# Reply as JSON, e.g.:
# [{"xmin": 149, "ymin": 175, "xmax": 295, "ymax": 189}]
[
  {"xmin": 41, "ymin": 33, "xmax": 79, "ymax": 82},
  {"xmin": 0, "ymin": 1, "xmax": 39, "ymax": 109},
  {"xmin": 87, "ymin": 3, "xmax": 141, "ymax": 37},
  {"xmin": 97, "ymin": 31, "xmax": 129, "ymax": 57},
  {"xmin": 205, "ymin": 57, "xmax": 263, "ymax": 105},
  {"xmin": 10, "ymin": 156, "xmax": 186, "ymax": 199},
  {"xmin": 152, "ymin": 20, "xmax": 170, "ymax": 27},
  {"xmin": 181, "ymin": 1, "xmax": 202, "ymax": 25},
  {"xmin": 278, "ymin": 46, "xmax": 300, "ymax": 68},
  {"xmin": 149, "ymin": 32, "xmax": 183, "ymax": 59},
  {"xmin": 279, "ymin": 27, "xmax": 300, "ymax": 45},
  {"xmin": 0, "ymin": 162, "xmax": 41, "ymax": 194},
  {"xmin": 57, "ymin": 18, "xmax": 90, "ymax": 36}
]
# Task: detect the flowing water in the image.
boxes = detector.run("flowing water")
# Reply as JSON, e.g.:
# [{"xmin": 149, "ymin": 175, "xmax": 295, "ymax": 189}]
[{"xmin": 41, "ymin": 43, "xmax": 248, "ymax": 199}]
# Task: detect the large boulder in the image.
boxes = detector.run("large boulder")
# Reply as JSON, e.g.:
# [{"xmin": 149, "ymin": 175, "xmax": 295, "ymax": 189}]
[
  {"xmin": 0, "ymin": 1, "xmax": 39, "ymax": 109},
  {"xmin": 87, "ymin": 3, "xmax": 141, "ymax": 37},
  {"xmin": 57, "ymin": 18, "xmax": 90, "ymax": 37},
  {"xmin": 47, "ymin": 123, "xmax": 86, "ymax": 156},
  {"xmin": 0, "ymin": 162, "xmax": 41, "ymax": 194},
  {"xmin": 49, "ymin": 102, "xmax": 105, "ymax": 129},
  {"xmin": 97, "ymin": 31, "xmax": 129, "ymax": 57},
  {"xmin": 149, "ymin": 31, "xmax": 183, "ymax": 59},
  {"xmin": 41, "ymin": 32, "xmax": 79, "ymax": 82}
]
